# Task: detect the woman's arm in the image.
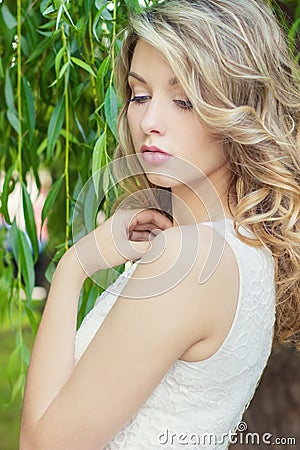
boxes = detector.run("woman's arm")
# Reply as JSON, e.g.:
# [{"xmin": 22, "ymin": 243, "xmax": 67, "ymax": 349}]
[
  {"xmin": 20, "ymin": 247, "xmax": 85, "ymax": 435},
  {"xmin": 20, "ymin": 217, "xmax": 239, "ymax": 450},
  {"xmin": 20, "ymin": 208, "xmax": 172, "ymax": 448}
]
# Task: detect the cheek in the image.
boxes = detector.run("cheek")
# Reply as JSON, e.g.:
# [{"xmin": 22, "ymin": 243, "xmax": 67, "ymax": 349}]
[
  {"xmin": 127, "ymin": 110, "xmax": 136, "ymax": 134},
  {"xmin": 127, "ymin": 110, "xmax": 143, "ymax": 148},
  {"xmin": 126, "ymin": 110, "xmax": 133, "ymax": 134},
  {"xmin": 184, "ymin": 126, "xmax": 224, "ymax": 165}
]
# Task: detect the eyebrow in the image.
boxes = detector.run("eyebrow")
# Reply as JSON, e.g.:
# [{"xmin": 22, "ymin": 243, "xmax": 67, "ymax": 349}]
[{"xmin": 128, "ymin": 71, "xmax": 179, "ymax": 86}]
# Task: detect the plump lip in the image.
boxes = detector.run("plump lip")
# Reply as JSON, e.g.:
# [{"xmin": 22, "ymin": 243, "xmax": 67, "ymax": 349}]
[
  {"xmin": 141, "ymin": 145, "xmax": 171, "ymax": 156},
  {"xmin": 140, "ymin": 145, "xmax": 172, "ymax": 165}
]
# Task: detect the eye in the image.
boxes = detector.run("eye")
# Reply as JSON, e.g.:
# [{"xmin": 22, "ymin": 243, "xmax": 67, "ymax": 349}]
[
  {"xmin": 128, "ymin": 95, "xmax": 151, "ymax": 105},
  {"xmin": 174, "ymin": 99, "xmax": 193, "ymax": 111}
]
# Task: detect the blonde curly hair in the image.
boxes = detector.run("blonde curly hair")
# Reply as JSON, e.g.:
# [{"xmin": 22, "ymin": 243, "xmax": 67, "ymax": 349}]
[{"xmin": 114, "ymin": 0, "xmax": 300, "ymax": 348}]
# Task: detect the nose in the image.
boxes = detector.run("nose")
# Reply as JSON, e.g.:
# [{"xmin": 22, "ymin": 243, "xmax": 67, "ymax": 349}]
[{"xmin": 139, "ymin": 98, "xmax": 166, "ymax": 136}]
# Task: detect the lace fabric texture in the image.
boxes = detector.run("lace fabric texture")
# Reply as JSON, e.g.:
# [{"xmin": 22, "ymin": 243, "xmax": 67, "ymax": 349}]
[{"xmin": 74, "ymin": 220, "xmax": 276, "ymax": 449}]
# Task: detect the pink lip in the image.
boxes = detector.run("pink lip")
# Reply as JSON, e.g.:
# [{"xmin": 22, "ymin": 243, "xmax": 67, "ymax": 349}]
[
  {"xmin": 141, "ymin": 145, "xmax": 171, "ymax": 155},
  {"xmin": 141, "ymin": 145, "xmax": 172, "ymax": 165}
]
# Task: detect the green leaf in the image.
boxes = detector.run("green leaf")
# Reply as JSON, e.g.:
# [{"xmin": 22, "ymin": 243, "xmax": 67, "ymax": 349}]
[
  {"xmin": 10, "ymin": 373, "xmax": 26, "ymax": 403},
  {"xmin": 6, "ymin": 109, "xmax": 19, "ymax": 133},
  {"xmin": 0, "ymin": 165, "xmax": 15, "ymax": 225},
  {"xmin": 9, "ymin": 220, "xmax": 20, "ymax": 269},
  {"xmin": 41, "ymin": 175, "xmax": 64, "ymax": 230},
  {"xmin": 124, "ymin": 0, "xmax": 143, "ymax": 12},
  {"xmin": 18, "ymin": 230, "xmax": 35, "ymax": 302},
  {"xmin": 40, "ymin": 0, "xmax": 53, "ymax": 15},
  {"xmin": 95, "ymin": 0, "xmax": 108, "ymax": 10},
  {"xmin": 0, "ymin": 56, "xmax": 4, "ymax": 78},
  {"xmin": 4, "ymin": 69, "xmax": 16, "ymax": 112},
  {"xmin": 84, "ymin": 0, "xmax": 94, "ymax": 14},
  {"xmin": 7, "ymin": 344, "xmax": 22, "ymax": 387},
  {"xmin": 62, "ymin": 4, "xmax": 76, "ymax": 28},
  {"xmin": 10, "ymin": 221, "xmax": 35, "ymax": 302},
  {"xmin": 92, "ymin": 131, "xmax": 107, "ymax": 194},
  {"xmin": 288, "ymin": 18, "xmax": 300, "ymax": 53},
  {"xmin": 42, "ymin": 5, "xmax": 55, "ymax": 16},
  {"xmin": 98, "ymin": 56, "xmax": 110, "ymax": 79},
  {"xmin": 47, "ymin": 97, "xmax": 65, "ymax": 159},
  {"xmin": 60, "ymin": 128, "xmax": 80, "ymax": 144},
  {"xmin": 103, "ymin": 167, "xmax": 110, "ymax": 197},
  {"xmin": 75, "ymin": 115, "xmax": 86, "ymax": 141},
  {"xmin": 104, "ymin": 85, "xmax": 118, "ymax": 140},
  {"xmin": 36, "ymin": 137, "xmax": 47, "ymax": 155},
  {"xmin": 22, "ymin": 184, "xmax": 39, "ymax": 263},
  {"xmin": 22, "ymin": 77, "xmax": 36, "ymax": 139},
  {"xmin": 25, "ymin": 306, "xmax": 39, "ymax": 336},
  {"xmin": 38, "ymin": 20, "xmax": 57, "ymax": 30},
  {"xmin": 1, "ymin": 5, "xmax": 17, "ymax": 29},
  {"xmin": 92, "ymin": 131, "xmax": 107, "ymax": 175},
  {"xmin": 92, "ymin": 8, "xmax": 109, "ymax": 42},
  {"xmin": 56, "ymin": 3, "xmax": 64, "ymax": 29},
  {"xmin": 26, "ymin": 37, "xmax": 52, "ymax": 63},
  {"xmin": 58, "ymin": 61, "xmax": 69, "ymax": 80},
  {"xmin": 53, "ymin": 0, "xmax": 61, "ymax": 9},
  {"xmin": 45, "ymin": 260, "xmax": 56, "ymax": 284},
  {"xmin": 71, "ymin": 57, "xmax": 96, "ymax": 77},
  {"xmin": 16, "ymin": 329, "xmax": 31, "ymax": 365},
  {"xmin": 55, "ymin": 45, "xmax": 66, "ymax": 79},
  {"xmin": 84, "ymin": 181, "xmax": 99, "ymax": 232},
  {"xmin": 96, "ymin": 57, "xmax": 110, "ymax": 98}
]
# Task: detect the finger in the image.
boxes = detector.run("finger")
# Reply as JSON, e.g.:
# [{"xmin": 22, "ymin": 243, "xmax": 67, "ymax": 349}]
[
  {"xmin": 148, "ymin": 210, "xmax": 173, "ymax": 229},
  {"xmin": 133, "ymin": 209, "xmax": 173, "ymax": 230},
  {"xmin": 130, "ymin": 223, "xmax": 162, "ymax": 232},
  {"xmin": 129, "ymin": 231, "xmax": 152, "ymax": 241}
]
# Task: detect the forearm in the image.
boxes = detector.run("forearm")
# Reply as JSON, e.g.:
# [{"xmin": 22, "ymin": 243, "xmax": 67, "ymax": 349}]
[
  {"xmin": 21, "ymin": 247, "xmax": 86, "ymax": 430},
  {"xmin": 21, "ymin": 221, "xmax": 124, "ymax": 436},
  {"xmin": 20, "ymin": 210, "xmax": 165, "ymax": 448}
]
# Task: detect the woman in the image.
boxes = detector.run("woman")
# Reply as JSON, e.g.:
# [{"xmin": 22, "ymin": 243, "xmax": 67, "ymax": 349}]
[{"xmin": 20, "ymin": 0, "xmax": 300, "ymax": 449}]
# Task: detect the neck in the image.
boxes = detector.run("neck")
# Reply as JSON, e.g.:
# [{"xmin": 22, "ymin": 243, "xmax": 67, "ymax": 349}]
[{"xmin": 171, "ymin": 166, "xmax": 234, "ymax": 226}]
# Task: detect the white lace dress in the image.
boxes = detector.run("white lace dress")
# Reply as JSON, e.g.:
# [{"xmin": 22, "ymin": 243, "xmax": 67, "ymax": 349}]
[{"xmin": 74, "ymin": 219, "xmax": 276, "ymax": 449}]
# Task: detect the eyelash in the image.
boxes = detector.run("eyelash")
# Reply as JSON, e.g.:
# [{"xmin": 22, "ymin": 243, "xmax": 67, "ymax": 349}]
[
  {"xmin": 127, "ymin": 96, "xmax": 193, "ymax": 111},
  {"xmin": 128, "ymin": 96, "xmax": 150, "ymax": 105},
  {"xmin": 174, "ymin": 99, "xmax": 193, "ymax": 111}
]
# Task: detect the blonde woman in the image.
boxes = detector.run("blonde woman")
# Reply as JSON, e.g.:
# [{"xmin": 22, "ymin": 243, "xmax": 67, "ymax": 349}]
[{"xmin": 20, "ymin": 1, "xmax": 300, "ymax": 449}]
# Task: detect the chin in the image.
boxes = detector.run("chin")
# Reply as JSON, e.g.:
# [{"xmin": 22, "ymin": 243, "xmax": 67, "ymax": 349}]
[{"xmin": 145, "ymin": 173, "xmax": 182, "ymax": 189}]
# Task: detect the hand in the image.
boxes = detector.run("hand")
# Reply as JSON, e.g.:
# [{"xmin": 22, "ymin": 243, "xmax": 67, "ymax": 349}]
[
  {"xmin": 100, "ymin": 208, "xmax": 173, "ymax": 261},
  {"xmin": 113, "ymin": 207, "xmax": 173, "ymax": 241},
  {"xmin": 70, "ymin": 208, "xmax": 173, "ymax": 280}
]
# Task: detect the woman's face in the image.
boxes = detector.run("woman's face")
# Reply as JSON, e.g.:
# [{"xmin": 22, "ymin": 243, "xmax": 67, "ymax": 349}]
[{"xmin": 127, "ymin": 39, "xmax": 228, "ymax": 188}]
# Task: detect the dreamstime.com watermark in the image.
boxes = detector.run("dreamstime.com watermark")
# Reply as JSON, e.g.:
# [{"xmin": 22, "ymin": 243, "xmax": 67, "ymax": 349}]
[{"xmin": 157, "ymin": 422, "xmax": 297, "ymax": 446}]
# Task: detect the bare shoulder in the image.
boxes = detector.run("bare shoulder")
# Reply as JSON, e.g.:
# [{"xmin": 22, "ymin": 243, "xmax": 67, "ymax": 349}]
[
  {"xmin": 119, "ymin": 223, "xmax": 239, "ymax": 347},
  {"xmin": 135, "ymin": 222, "xmax": 238, "ymax": 286}
]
